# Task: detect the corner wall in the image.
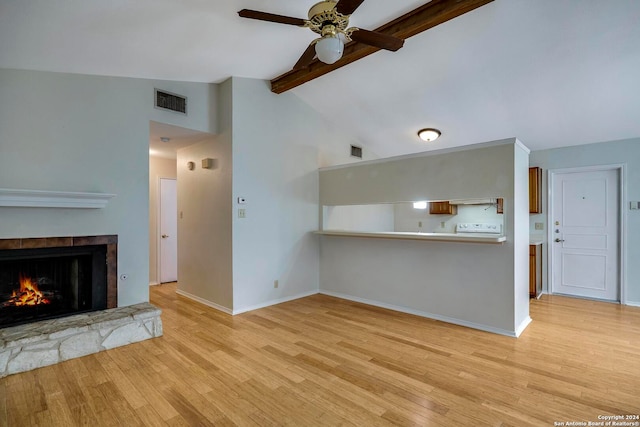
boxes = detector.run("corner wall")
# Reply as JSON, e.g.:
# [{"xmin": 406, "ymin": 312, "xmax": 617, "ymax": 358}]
[
  {"xmin": 176, "ymin": 136, "xmax": 233, "ymax": 310},
  {"xmin": 175, "ymin": 79, "xmax": 233, "ymax": 311},
  {"xmin": 230, "ymin": 77, "xmax": 359, "ymax": 313}
]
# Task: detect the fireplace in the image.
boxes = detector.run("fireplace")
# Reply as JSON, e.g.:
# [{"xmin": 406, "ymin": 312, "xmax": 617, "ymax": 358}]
[{"xmin": 0, "ymin": 236, "xmax": 117, "ymax": 328}]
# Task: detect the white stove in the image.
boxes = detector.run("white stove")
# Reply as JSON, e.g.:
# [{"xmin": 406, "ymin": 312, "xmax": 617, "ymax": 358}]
[{"xmin": 456, "ymin": 223, "xmax": 502, "ymax": 234}]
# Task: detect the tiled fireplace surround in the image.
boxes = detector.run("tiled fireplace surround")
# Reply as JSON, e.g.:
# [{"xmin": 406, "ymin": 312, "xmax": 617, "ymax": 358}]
[{"xmin": 0, "ymin": 235, "xmax": 163, "ymax": 378}]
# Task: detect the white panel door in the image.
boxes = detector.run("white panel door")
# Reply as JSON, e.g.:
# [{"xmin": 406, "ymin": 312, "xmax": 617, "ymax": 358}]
[
  {"xmin": 551, "ymin": 169, "xmax": 618, "ymax": 300},
  {"xmin": 160, "ymin": 178, "xmax": 178, "ymax": 283}
]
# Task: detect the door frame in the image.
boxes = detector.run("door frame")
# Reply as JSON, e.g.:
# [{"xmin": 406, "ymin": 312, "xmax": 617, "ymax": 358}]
[
  {"xmin": 157, "ymin": 177, "xmax": 177, "ymax": 285},
  {"xmin": 546, "ymin": 164, "xmax": 627, "ymax": 304}
]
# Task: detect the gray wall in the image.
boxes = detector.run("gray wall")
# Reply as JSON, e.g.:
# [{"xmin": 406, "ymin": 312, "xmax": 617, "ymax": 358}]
[
  {"xmin": 530, "ymin": 138, "xmax": 640, "ymax": 304},
  {"xmin": 0, "ymin": 68, "xmax": 217, "ymax": 306},
  {"xmin": 319, "ymin": 140, "xmax": 531, "ymax": 335},
  {"xmin": 231, "ymin": 77, "xmax": 357, "ymax": 312}
]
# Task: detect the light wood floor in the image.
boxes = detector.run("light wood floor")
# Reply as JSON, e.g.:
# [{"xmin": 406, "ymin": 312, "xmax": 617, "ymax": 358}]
[{"xmin": 2, "ymin": 283, "xmax": 640, "ymax": 426}]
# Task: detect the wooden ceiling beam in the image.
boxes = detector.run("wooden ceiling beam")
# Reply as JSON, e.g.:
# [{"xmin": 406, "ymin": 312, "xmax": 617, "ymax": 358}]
[{"xmin": 270, "ymin": 0, "xmax": 494, "ymax": 94}]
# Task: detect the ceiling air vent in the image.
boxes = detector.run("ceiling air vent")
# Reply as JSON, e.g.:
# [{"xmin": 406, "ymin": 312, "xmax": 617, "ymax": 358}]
[
  {"xmin": 155, "ymin": 89, "xmax": 187, "ymax": 115},
  {"xmin": 350, "ymin": 145, "xmax": 363, "ymax": 159}
]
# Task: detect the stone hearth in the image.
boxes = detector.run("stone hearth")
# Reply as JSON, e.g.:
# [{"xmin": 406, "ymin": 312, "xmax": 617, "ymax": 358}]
[{"xmin": 0, "ymin": 302, "xmax": 162, "ymax": 377}]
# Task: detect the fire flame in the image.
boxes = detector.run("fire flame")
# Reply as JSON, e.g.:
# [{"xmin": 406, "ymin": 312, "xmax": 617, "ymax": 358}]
[{"xmin": 6, "ymin": 273, "xmax": 51, "ymax": 306}]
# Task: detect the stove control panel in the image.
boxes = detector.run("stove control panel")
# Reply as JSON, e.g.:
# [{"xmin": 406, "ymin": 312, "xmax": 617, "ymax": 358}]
[{"xmin": 456, "ymin": 223, "xmax": 502, "ymax": 234}]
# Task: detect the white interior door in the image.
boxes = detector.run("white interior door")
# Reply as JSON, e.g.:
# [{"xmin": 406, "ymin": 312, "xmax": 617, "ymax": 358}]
[
  {"xmin": 551, "ymin": 168, "xmax": 619, "ymax": 300},
  {"xmin": 160, "ymin": 178, "xmax": 177, "ymax": 283}
]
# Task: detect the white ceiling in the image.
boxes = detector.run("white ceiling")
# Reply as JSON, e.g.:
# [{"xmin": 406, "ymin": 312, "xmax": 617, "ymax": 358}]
[
  {"xmin": 148, "ymin": 121, "xmax": 213, "ymax": 159},
  {"xmin": 1, "ymin": 0, "xmax": 639, "ymax": 158}
]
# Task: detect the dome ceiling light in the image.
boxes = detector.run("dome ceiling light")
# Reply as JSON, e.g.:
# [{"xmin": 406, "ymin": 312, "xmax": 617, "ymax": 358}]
[{"xmin": 417, "ymin": 128, "xmax": 441, "ymax": 142}]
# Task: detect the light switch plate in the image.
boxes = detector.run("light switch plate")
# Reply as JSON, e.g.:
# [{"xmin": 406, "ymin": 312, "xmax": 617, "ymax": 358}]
[
  {"xmin": 631, "ymin": 201, "xmax": 640, "ymax": 210},
  {"xmin": 237, "ymin": 197, "xmax": 246, "ymax": 204},
  {"xmin": 238, "ymin": 208, "xmax": 246, "ymax": 218}
]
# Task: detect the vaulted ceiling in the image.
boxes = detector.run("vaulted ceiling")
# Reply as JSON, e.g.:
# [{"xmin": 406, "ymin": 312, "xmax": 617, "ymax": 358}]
[{"xmin": 1, "ymin": 0, "xmax": 639, "ymax": 158}]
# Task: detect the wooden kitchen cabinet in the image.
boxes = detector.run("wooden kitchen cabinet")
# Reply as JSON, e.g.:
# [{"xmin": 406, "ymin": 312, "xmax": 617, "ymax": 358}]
[
  {"xmin": 529, "ymin": 167, "xmax": 542, "ymax": 213},
  {"xmin": 429, "ymin": 201, "xmax": 457, "ymax": 215},
  {"xmin": 529, "ymin": 244, "xmax": 542, "ymax": 298}
]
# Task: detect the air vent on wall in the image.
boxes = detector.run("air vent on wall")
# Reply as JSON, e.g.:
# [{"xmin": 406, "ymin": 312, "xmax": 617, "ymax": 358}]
[
  {"xmin": 155, "ymin": 89, "xmax": 187, "ymax": 115},
  {"xmin": 350, "ymin": 145, "xmax": 362, "ymax": 159}
]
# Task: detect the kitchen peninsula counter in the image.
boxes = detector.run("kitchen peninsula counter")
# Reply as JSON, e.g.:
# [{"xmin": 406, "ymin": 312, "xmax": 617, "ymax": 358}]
[{"xmin": 315, "ymin": 230, "xmax": 506, "ymax": 244}]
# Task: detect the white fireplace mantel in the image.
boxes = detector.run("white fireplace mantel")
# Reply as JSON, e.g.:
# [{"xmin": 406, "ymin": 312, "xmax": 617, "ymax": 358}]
[{"xmin": 0, "ymin": 188, "xmax": 116, "ymax": 209}]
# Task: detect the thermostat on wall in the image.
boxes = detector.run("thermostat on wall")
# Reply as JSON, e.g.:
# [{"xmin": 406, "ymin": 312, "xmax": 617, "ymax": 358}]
[{"xmin": 237, "ymin": 197, "xmax": 246, "ymax": 204}]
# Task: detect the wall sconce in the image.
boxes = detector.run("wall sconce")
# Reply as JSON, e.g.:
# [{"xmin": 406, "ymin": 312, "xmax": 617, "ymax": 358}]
[{"xmin": 201, "ymin": 158, "xmax": 217, "ymax": 169}]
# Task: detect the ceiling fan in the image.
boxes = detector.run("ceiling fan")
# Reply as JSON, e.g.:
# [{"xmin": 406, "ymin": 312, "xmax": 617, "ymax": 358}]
[{"xmin": 238, "ymin": 0, "xmax": 405, "ymax": 70}]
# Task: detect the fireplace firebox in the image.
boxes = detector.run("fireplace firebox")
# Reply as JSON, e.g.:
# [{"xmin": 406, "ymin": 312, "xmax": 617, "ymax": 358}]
[{"xmin": 0, "ymin": 236, "xmax": 117, "ymax": 328}]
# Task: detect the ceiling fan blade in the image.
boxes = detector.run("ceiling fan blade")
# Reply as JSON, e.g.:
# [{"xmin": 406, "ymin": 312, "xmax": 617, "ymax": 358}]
[
  {"xmin": 293, "ymin": 44, "xmax": 317, "ymax": 70},
  {"xmin": 238, "ymin": 9, "xmax": 307, "ymax": 26},
  {"xmin": 349, "ymin": 29, "xmax": 404, "ymax": 51},
  {"xmin": 336, "ymin": 0, "xmax": 366, "ymax": 15}
]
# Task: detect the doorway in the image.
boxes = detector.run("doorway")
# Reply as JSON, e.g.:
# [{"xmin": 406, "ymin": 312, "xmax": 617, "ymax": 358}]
[
  {"xmin": 548, "ymin": 166, "xmax": 622, "ymax": 301},
  {"xmin": 159, "ymin": 178, "xmax": 177, "ymax": 283}
]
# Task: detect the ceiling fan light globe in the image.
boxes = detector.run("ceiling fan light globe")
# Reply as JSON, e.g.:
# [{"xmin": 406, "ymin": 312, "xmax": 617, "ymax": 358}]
[{"xmin": 315, "ymin": 36, "xmax": 344, "ymax": 64}]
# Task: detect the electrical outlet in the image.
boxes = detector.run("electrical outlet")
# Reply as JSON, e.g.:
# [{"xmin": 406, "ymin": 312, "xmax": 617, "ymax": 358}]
[
  {"xmin": 418, "ymin": 221, "xmax": 422, "ymax": 228},
  {"xmin": 274, "ymin": 280, "xmax": 279, "ymax": 289},
  {"xmin": 238, "ymin": 208, "xmax": 246, "ymax": 218},
  {"xmin": 441, "ymin": 221, "xmax": 446, "ymax": 228},
  {"xmin": 535, "ymin": 222, "xmax": 544, "ymax": 230}
]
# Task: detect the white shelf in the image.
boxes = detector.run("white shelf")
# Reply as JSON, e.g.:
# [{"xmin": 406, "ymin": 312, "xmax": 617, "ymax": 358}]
[
  {"xmin": 315, "ymin": 230, "xmax": 506, "ymax": 244},
  {"xmin": 0, "ymin": 188, "xmax": 116, "ymax": 209}
]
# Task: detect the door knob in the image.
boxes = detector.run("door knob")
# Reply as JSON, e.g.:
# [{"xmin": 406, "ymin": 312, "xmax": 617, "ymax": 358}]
[
  {"xmin": 555, "ymin": 238, "xmax": 564, "ymax": 243},
  {"xmin": 162, "ymin": 234, "xmax": 169, "ymax": 239}
]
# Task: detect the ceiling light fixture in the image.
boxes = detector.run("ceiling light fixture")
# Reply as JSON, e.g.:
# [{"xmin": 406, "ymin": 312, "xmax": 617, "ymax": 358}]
[
  {"xmin": 160, "ymin": 137, "xmax": 171, "ymax": 143},
  {"xmin": 315, "ymin": 34, "xmax": 344, "ymax": 64},
  {"xmin": 417, "ymin": 128, "xmax": 441, "ymax": 142},
  {"xmin": 314, "ymin": 20, "xmax": 346, "ymax": 65}
]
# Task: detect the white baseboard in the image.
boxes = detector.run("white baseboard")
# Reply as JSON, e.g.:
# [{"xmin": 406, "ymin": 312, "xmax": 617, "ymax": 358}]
[
  {"xmin": 232, "ymin": 290, "xmax": 319, "ymax": 315},
  {"xmin": 175, "ymin": 286, "xmax": 535, "ymax": 337},
  {"xmin": 149, "ymin": 281, "xmax": 160, "ymax": 286},
  {"xmin": 175, "ymin": 289, "xmax": 233, "ymax": 315},
  {"xmin": 540, "ymin": 291, "xmax": 639, "ymax": 308},
  {"xmin": 515, "ymin": 316, "xmax": 533, "ymax": 337},
  {"xmin": 176, "ymin": 288, "xmax": 321, "ymax": 316},
  {"xmin": 320, "ymin": 290, "xmax": 521, "ymax": 338}
]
